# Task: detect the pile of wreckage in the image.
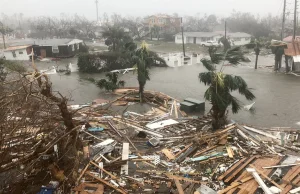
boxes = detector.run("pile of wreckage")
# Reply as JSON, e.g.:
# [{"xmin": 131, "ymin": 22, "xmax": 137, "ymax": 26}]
[{"xmin": 69, "ymin": 89, "xmax": 300, "ymax": 194}]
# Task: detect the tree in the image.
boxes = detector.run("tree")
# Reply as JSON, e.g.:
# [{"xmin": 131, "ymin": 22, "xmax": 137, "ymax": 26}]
[
  {"xmin": 199, "ymin": 47, "xmax": 255, "ymax": 129},
  {"xmin": 102, "ymin": 25, "xmax": 132, "ymax": 52},
  {"xmin": 0, "ymin": 59, "xmax": 7, "ymax": 82},
  {"xmin": 134, "ymin": 42, "xmax": 150, "ymax": 102},
  {"xmin": 152, "ymin": 25, "xmax": 161, "ymax": 40},
  {"xmin": 96, "ymin": 72, "xmax": 125, "ymax": 91},
  {"xmin": 0, "ymin": 22, "xmax": 13, "ymax": 49}
]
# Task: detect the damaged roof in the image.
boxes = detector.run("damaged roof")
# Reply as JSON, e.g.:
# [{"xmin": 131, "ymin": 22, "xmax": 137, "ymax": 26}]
[{"xmin": 9, "ymin": 38, "xmax": 83, "ymax": 47}]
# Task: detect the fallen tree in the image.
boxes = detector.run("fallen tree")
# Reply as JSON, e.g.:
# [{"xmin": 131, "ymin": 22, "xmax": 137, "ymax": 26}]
[{"xmin": 0, "ymin": 62, "xmax": 81, "ymax": 193}]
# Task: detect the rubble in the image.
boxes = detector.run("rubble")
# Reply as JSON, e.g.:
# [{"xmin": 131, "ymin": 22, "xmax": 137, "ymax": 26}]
[{"xmin": 70, "ymin": 89, "xmax": 300, "ymax": 194}]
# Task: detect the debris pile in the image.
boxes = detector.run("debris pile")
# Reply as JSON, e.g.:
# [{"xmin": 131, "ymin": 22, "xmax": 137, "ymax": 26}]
[{"xmin": 72, "ymin": 89, "xmax": 300, "ymax": 194}]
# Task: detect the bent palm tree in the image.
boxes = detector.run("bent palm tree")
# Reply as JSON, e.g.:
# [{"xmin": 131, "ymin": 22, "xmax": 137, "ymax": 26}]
[
  {"xmin": 199, "ymin": 47, "xmax": 255, "ymax": 129},
  {"xmin": 133, "ymin": 42, "xmax": 150, "ymax": 103}
]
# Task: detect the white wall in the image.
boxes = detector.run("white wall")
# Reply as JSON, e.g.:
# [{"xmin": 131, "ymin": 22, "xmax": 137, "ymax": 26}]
[
  {"xmin": 230, "ymin": 37, "xmax": 251, "ymax": 46},
  {"xmin": 4, "ymin": 49, "xmax": 30, "ymax": 61},
  {"xmin": 175, "ymin": 35, "xmax": 223, "ymax": 44}
]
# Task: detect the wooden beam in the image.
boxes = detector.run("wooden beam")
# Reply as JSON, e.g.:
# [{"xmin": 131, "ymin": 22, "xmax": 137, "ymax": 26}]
[
  {"xmin": 174, "ymin": 143, "xmax": 193, "ymax": 158},
  {"xmin": 193, "ymin": 145, "xmax": 218, "ymax": 157},
  {"xmin": 218, "ymin": 158, "xmax": 247, "ymax": 181},
  {"xmin": 86, "ymin": 171, "xmax": 127, "ymax": 194},
  {"xmin": 174, "ymin": 179, "xmax": 184, "ymax": 194},
  {"xmin": 162, "ymin": 148, "xmax": 175, "ymax": 160},
  {"xmin": 224, "ymin": 156, "xmax": 257, "ymax": 183},
  {"xmin": 218, "ymin": 176, "xmax": 253, "ymax": 194},
  {"xmin": 77, "ymin": 163, "xmax": 90, "ymax": 184},
  {"xmin": 249, "ymin": 164, "xmax": 284, "ymax": 190},
  {"xmin": 90, "ymin": 161, "xmax": 118, "ymax": 180}
]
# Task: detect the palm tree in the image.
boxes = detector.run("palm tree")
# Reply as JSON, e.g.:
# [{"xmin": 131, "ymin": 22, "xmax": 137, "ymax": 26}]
[
  {"xmin": 133, "ymin": 42, "xmax": 150, "ymax": 103},
  {"xmin": 96, "ymin": 72, "xmax": 125, "ymax": 91},
  {"xmin": 199, "ymin": 47, "xmax": 255, "ymax": 129}
]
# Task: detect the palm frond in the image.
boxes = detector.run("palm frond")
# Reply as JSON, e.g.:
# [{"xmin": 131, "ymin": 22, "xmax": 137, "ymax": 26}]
[
  {"xmin": 96, "ymin": 79, "xmax": 107, "ymax": 89},
  {"xmin": 225, "ymin": 47, "xmax": 245, "ymax": 65},
  {"xmin": 229, "ymin": 95, "xmax": 241, "ymax": 114},
  {"xmin": 201, "ymin": 59, "xmax": 216, "ymax": 71},
  {"xmin": 199, "ymin": 72, "xmax": 213, "ymax": 85}
]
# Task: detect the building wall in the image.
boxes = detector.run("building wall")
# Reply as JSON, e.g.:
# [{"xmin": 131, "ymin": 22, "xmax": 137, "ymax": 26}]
[
  {"xmin": 230, "ymin": 37, "xmax": 251, "ymax": 46},
  {"xmin": 148, "ymin": 16, "xmax": 181, "ymax": 34},
  {"xmin": 34, "ymin": 43, "xmax": 82, "ymax": 58},
  {"xmin": 4, "ymin": 48, "xmax": 30, "ymax": 60},
  {"xmin": 175, "ymin": 35, "xmax": 222, "ymax": 44}
]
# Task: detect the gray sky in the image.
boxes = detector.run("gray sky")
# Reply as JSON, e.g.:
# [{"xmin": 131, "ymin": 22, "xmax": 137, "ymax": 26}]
[{"xmin": 0, "ymin": 0, "xmax": 284, "ymax": 19}]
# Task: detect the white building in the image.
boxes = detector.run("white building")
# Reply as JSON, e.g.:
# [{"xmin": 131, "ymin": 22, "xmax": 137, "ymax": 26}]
[
  {"xmin": 175, "ymin": 32, "xmax": 251, "ymax": 46},
  {"xmin": 3, "ymin": 45, "xmax": 32, "ymax": 61}
]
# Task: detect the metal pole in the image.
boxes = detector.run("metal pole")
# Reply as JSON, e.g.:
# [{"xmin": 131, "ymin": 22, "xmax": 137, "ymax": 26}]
[
  {"xmin": 181, "ymin": 17, "xmax": 186, "ymax": 57},
  {"xmin": 281, "ymin": 0, "xmax": 286, "ymax": 40},
  {"xmin": 225, "ymin": 20, "xmax": 227, "ymax": 39},
  {"xmin": 95, "ymin": 0, "xmax": 99, "ymax": 22},
  {"xmin": 294, "ymin": 0, "xmax": 297, "ymax": 40}
]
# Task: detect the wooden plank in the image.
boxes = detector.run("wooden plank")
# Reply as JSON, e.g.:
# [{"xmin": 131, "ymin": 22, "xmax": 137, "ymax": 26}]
[
  {"xmin": 193, "ymin": 145, "xmax": 218, "ymax": 157},
  {"xmin": 234, "ymin": 156, "xmax": 282, "ymax": 194},
  {"xmin": 281, "ymin": 166, "xmax": 300, "ymax": 188},
  {"xmin": 218, "ymin": 176, "xmax": 253, "ymax": 194},
  {"xmin": 174, "ymin": 143, "xmax": 193, "ymax": 158},
  {"xmin": 76, "ymin": 163, "xmax": 90, "ymax": 184},
  {"xmin": 174, "ymin": 101, "xmax": 178, "ymax": 119},
  {"xmin": 86, "ymin": 171, "xmax": 127, "ymax": 194},
  {"xmin": 292, "ymin": 175, "xmax": 300, "ymax": 185},
  {"xmin": 224, "ymin": 156, "xmax": 257, "ymax": 183},
  {"xmin": 226, "ymin": 146, "xmax": 234, "ymax": 158},
  {"xmin": 165, "ymin": 173, "xmax": 202, "ymax": 184},
  {"xmin": 162, "ymin": 148, "xmax": 175, "ymax": 160},
  {"xmin": 90, "ymin": 161, "xmax": 118, "ymax": 180},
  {"xmin": 120, "ymin": 143, "xmax": 129, "ymax": 175},
  {"xmin": 218, "ymin": 158, "xmax": 248, "ymax": 181},
  {"xmin": 249, "ymin": 164, "xmax": 284, "ymax": 190},
  {"xmin": 280, "ymin": 185, "xmax": 293, "ymax": 194},
  {"xmin": 174, "ymin": 179, "xmax": 184, "ymax": 194}
]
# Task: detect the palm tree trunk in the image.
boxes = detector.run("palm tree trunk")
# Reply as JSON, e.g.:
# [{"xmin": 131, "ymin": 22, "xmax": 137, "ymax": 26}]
[{"xmin": 139, "ymin": 81, "xmax": 144, "ymax": 103}]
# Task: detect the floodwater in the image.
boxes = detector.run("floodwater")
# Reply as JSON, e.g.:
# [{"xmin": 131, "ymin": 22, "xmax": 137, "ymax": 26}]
[{"xmin": 35, "ymin": 54, "xmax": 300, "ymax": 128}]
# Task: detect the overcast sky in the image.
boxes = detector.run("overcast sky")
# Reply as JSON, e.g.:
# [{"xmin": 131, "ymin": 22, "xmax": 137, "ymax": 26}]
[{"xmin": 0, "ymin": 0, "xmax": 284, "ymax": 19}]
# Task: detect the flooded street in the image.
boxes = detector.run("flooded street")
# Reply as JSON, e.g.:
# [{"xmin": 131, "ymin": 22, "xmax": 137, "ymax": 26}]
[{"xmin": 36, "ymin": 54, "xmax": 300, "ymax": 128}]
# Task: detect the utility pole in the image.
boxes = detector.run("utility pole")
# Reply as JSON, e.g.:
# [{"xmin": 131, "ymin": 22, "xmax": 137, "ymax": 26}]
[
  {"xmin": 95, "ymin": 0, "xmax": 99, "ymax": 22},
  {"xmin": 181, "ymin": 17, "xmax": 186, "ymax": 57},
  {"xmin": 293, "ymin": 0, "xmax": 298, "ymax": 40},
  {"xmin": 281, "ymin": 0, "xmax": 286, "ymax": 40},
  {"xmin": 225, "ymin": 20, "xmax": 227, "ymax": 39}
]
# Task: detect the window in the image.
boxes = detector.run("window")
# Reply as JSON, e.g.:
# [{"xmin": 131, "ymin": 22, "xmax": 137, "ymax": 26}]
[
  {"xmin": 234, "ymin": 38, "xmax": 242, "ymax": 41},
  {"xmin": 171, "ymin": 18, "xmax": 175, "ymax": 23},
  {"xmin": 71, "ymin": 45, "xmax": 75, "ymax": 51},
  {"xmin": 12, "ymin": 51, "xmax": 16, "ymax": 58},
  {"xmin": 177, "ymin": 36, "xmax": 182, "ymax": 40},
  {"xmin": 19, "ymin": 51, "xmax": 23, "ymax": 54},
  {"xmin": 52, "ymin": 46, "xmax": 59, "ymax": 53}
]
